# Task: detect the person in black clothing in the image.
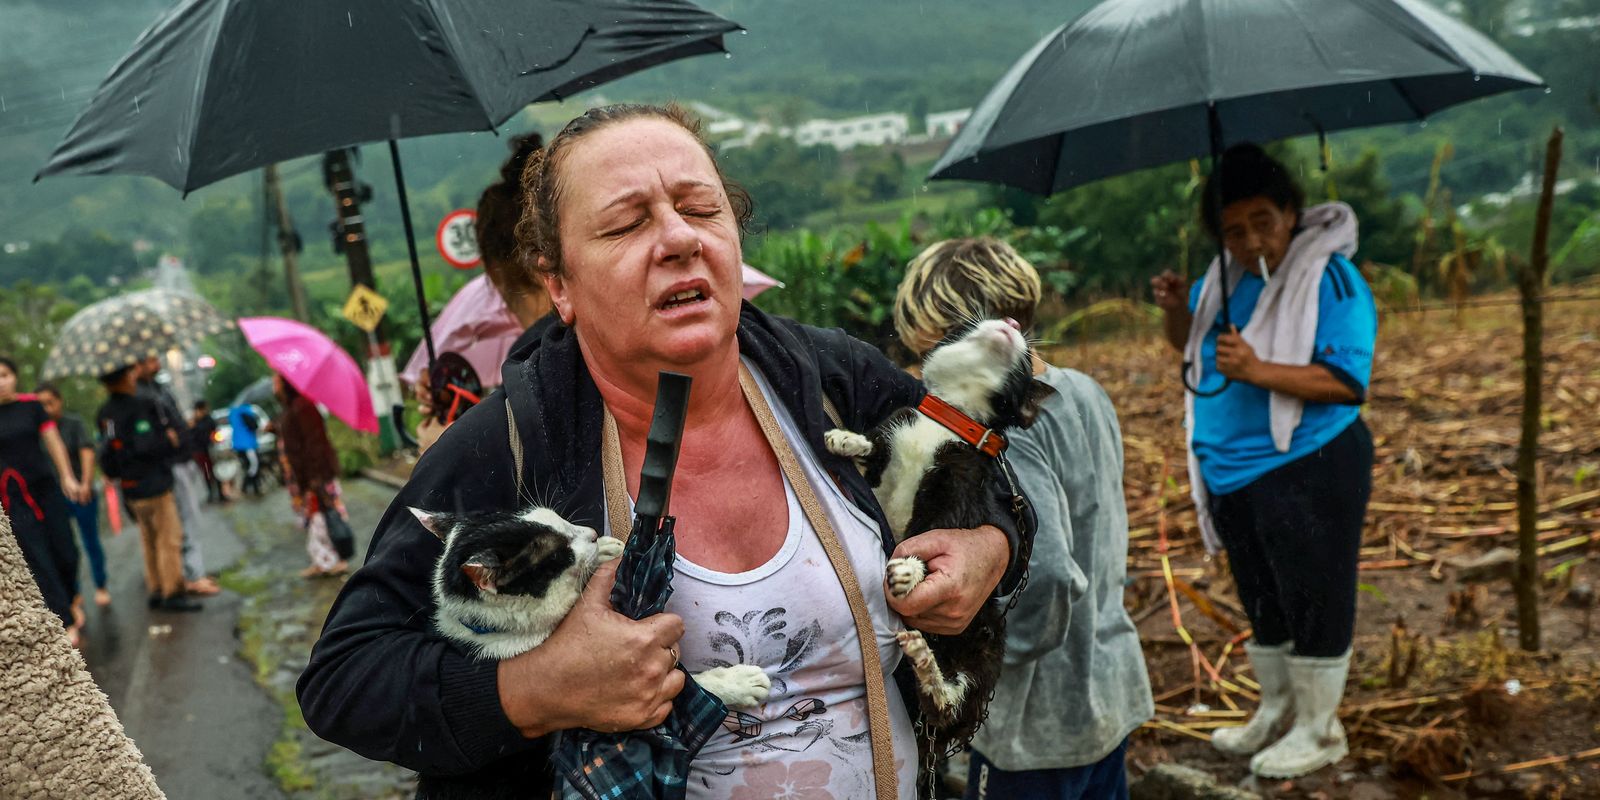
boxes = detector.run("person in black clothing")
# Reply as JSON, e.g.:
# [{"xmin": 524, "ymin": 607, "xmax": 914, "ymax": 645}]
[
  {"xmin": 298, "ymin": 105, "xmax": 1031, "ymax": 796},
  {"xmin": 37, "ymin": 383, "xmax": 113, "ymax": 609},
  {"xmin": 0, "ymin": 356, "xmax": 87, "ymax": 642},
  {"xmin": 135, "ymin": 357, "xmax": 219, "ymax": 596},
  {"xmin": 96, "ymin": 365, "xmax": 201, "ymax": 613},
  {"xmin": 190, "ymin": 400, "xmax": 223, "ymax": 503}
]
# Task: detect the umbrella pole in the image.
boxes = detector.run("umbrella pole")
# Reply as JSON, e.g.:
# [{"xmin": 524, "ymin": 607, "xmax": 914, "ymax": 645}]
[
  {"xmin": 1182, "ymin": 104, "xmax": 1233, "ymax": 397},
  {"xmin": 389, "ymin": 139, "xmax": 438, "ymax": 369},
  {"xmin": 1207, "ymin": 103, "xmax": 1232, "ymax": 331}
]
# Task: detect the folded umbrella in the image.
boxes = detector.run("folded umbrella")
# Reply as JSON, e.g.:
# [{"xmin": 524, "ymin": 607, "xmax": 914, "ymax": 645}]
[
  {"xmin": 43, "ymin": 288, "xmax": 233, "ymax": 380},
  {"xmin": 553, "ymin": 372, "xmax": 726, "ymax": 800},
  {"xmin": 237, "ymin": 317, "xmax": 378, "ymax": 434}
]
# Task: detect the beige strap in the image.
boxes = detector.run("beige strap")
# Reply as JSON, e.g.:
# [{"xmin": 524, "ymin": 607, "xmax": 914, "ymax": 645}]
[
  {"xmin": 821, "ymin": 394, "xmax": 844, "ymax": 429},
  {"xmin": 600, "ymin": 410, "xmax": 633, "ymax": 542},
  {"xmin": 597, "ymin": 367, "xmax": 898, "ymax": 799},
  {"xmin": 505, "ymin": 398, "xmax": 525, "ymax": 500}
]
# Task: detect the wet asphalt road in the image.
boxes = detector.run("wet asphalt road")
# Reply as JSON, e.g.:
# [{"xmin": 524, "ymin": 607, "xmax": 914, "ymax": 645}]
[{"xmin": 78, "ymin": 489, "xmax": 286, "ymax": 800}]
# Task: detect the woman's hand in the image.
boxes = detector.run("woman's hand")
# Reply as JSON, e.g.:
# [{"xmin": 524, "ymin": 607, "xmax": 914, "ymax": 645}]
[
  {"xmin": 1152, "ymin": 270, "xmax": 1194, "ymax": 352},
  {"xmin": 1215, "ymin": 326, "xmax": 1262, "ymax": 382},
  {"xmin": 496, "ymin": 560, "xmax": 686, "ymax": 738},
  {"xmin": 1150, "ymin": 270, "xmax": 1188, "ymax": 313},
  {"xmin": 886, "ymin": 525, "xmax": 1009, "ymax": 635},
  {"xmin": 62, "ymin": 477, "xmax": 88, "ymax": 505}
]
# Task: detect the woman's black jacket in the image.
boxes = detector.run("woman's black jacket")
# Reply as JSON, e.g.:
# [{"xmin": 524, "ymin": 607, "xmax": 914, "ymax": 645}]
[{"xmin": 295, "ymin": 303, "xmax": 1032, "ymax": 790}]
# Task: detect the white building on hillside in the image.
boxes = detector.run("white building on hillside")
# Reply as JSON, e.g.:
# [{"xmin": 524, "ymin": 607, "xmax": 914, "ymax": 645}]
[
  {"xmin": 925, "ymin": 108, "xmax": 972, "ymax": 139},
  {"xmin": 793, "ymin": 113, "xmax": 909, "ymax": 150}
]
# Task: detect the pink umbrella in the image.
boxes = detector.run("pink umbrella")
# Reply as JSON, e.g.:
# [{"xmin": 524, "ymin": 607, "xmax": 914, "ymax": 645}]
[
  {"xmin": 400, "ymin": 274, "xmax": 521, "ymax": 387},
  {"xmin": 237, "ymin": 317, "xmax": 378, "ymax": 434},
  {"xmin": 401, "ymin": 265, "xmax": 785, "ymax": 387},
  {"xmin": 741, "ymin": 263, "xmax": 783, "ymax": 299}
]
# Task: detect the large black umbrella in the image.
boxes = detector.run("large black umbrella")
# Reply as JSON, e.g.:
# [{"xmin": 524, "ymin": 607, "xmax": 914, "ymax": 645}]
[
  {"xmin": 36, "ymin": 0, "xmax": 741, "ymax": 367},
  {"xmin": 552, "ymin": 372, "xmax": 726, "ymax": 800},
  {"xmin": 929, "ymin": 0, "xmax": 1542, "ymax": 392}
]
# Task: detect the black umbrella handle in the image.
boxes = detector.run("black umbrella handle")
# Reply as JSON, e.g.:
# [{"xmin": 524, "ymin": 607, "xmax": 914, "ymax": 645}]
[
  {"xmin": 1186, "ymin": 113, "xmax": 1233, "ymax": 399},
  {"xmin": 635, "ymin": 372, "xmax": 692, "ymax": 520}
]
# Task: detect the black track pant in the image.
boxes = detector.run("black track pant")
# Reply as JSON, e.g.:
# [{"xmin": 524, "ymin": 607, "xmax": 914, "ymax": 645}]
[{"xmin": 1209, "ymin": 419, "xmax": 1373, "ymax": 657}]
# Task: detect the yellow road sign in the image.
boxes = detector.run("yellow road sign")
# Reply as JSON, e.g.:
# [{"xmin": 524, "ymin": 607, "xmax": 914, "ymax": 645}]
[{"xmin": 341, "ymin": 284, "xmax": 389, "ymax": 333}]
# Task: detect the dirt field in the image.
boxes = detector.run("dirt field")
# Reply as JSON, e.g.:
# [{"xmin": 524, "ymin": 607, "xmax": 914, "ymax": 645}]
[{"xmin": 1042, "ymin": 290, "xmax": 1600, "ymax": 799}]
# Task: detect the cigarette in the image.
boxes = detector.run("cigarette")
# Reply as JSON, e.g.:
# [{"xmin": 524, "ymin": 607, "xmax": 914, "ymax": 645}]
[{"xmin": 1258, "ymin": 256, "xmax": 1271, "ymax": 287}]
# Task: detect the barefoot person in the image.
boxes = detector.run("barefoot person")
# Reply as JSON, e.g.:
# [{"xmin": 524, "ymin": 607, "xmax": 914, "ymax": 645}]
[
  {"xmin": 298, "ymin": 104, "xmax": 1030, "ymax": 797},
  {"xmin": 1151, "ymin": 143, "xmax": 1376, "ymax": 779},
  {"xmin": 896, "ymin": 240, "xmax": 1153, "ymax": 799}
]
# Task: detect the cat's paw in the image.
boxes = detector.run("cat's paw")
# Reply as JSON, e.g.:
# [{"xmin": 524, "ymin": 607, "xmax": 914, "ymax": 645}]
[
  {"xmin": 696, "ymin": 665, "xmax": 772, "ymax": 710},
  {"xmin": 596, "ymin": 536, "xmax": 625, "ymax": 562},
  {"xmin": 897, "ymin": 629, "xmax": 935, "ymax": 671},
  {"xmin": 824, "ymin": 428, "xmax": 874, "ymax": 458},
  {"xmin": 886, "ymin": 556, "xmax": 927, "ymax": 598}
]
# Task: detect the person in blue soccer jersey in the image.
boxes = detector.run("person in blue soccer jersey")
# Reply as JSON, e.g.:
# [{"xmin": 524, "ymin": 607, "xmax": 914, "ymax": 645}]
[{"xmin": 1151, "ymin": 143, "xmax": 1377, "ymax": 781}]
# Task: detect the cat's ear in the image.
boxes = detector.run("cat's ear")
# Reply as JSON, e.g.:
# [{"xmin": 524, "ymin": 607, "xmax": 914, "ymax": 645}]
[
  {"xmin": 1017, "ymin": 379, "xmax": 1056, "ymax": 429},
  {"xmin": 461, "ymin": 553, "xmax": 502, "ymax": 594},
  {"xmin": 409, "ymin": 507, "xmax": 452, "ymax": 540}
]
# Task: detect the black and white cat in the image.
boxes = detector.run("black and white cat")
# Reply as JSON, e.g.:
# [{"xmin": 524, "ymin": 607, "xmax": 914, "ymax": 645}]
[
  {"xmin": 824, "ymin": 318, "xmax": 1048, "ymax": 765},
  {"xmin": 411, "ymin": 505, "xmax": 772, "ymax": 709}
]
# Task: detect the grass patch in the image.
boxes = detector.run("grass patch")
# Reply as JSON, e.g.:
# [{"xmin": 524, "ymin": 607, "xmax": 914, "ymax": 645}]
[
  {"xmin": 267, "ymin": 729, "xmax": 317, "ymax": 793},
  {"xmin": 217, "ymin": 567, "xmax": 272, "ymax": 597}
]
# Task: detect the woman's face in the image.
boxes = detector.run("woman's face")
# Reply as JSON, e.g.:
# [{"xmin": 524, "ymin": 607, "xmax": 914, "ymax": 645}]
[
  {"xmin": 542, "ymin": 118, "xmax": 743, "ymax": 372},
  {"xmin": 1219, "ymin": 195, "xmax": 1296, "ymax": 272},
  {"xmin": 0, "ymin": 364, "xmax": 16, "ymax": 401}
]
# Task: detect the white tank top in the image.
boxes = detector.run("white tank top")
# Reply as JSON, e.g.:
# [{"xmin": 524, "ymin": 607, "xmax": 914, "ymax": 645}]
[{"xmin": 608, "ymin": 363, "xmax": 918, "ymax": 799}]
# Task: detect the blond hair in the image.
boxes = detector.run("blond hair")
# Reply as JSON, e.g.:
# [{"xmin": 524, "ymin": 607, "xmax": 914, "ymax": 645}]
[{"xmin": 893, "ymin": 238, "xmax": 1042, "ymax": 357}]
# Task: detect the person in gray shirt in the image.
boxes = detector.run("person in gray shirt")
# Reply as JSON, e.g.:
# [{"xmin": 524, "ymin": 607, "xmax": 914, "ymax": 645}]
[{"xmin": 894, "ymin": 238, "xmax": 1153, "ymax": 800}]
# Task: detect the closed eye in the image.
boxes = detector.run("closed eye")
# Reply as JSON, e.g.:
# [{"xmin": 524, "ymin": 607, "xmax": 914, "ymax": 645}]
[{"xmin": 602, "ymin": 218, "xmax": 643, "ymax": 238}]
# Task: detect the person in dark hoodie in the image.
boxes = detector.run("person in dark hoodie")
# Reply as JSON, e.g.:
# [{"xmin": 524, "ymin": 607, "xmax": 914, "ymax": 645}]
[{"xmin": 297, "ymin": 104, "xmax": 1032, "ymax": 798}]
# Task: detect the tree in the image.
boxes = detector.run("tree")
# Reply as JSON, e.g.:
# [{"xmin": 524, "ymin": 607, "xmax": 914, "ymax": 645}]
[
  {"xmin": 720, "ymin": 137, "xmax": 842, "ymax": 230},
  {"xmin": 1514, "ymin": 126, "xmax": 1563, "ymax": 653}
]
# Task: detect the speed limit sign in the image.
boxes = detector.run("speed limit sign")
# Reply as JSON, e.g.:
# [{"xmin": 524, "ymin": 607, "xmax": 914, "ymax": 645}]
[{"xmin": 436, "ymin": 209, "xmax": 481, "ymax": 269}]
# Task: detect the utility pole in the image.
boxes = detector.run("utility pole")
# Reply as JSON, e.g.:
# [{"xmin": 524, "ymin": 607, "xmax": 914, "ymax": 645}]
[
  {"xmin": 324, "ymin": 148, "xmax": 400, "ymax": 453},
  {"xmin": 264, "ymin": 164, "xmax": 310, "ymax": 323}
]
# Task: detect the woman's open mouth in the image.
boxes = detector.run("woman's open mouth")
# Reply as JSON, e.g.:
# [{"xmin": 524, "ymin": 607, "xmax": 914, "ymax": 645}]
[{"xmin": 660, "ymin": 288, "xmax": 707, "ymax": 310}]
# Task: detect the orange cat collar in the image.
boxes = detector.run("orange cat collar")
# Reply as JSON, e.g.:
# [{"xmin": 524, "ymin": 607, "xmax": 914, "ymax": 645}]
[{"xmin": 916, "ymin": 394, "xmax": 1007, "ymax": 458}]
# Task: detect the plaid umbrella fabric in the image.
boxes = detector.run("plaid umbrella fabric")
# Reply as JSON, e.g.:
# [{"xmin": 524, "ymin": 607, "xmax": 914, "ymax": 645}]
[
  {"xmin": 553, "ymin": 517, "xmax": 727, "ymax": 800},
  {"xmin": 43, "ymin": 289, "xmax": 232, "ymax": 379},
  {"xmin": 553, "ymin": 372, "xmax": 726, "ymax": 800}
]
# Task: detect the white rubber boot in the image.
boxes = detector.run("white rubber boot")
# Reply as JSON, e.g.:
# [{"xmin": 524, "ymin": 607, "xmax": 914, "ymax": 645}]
[
  {"xmin": 1250, "ymin": 650, "xmax": 1351, "ymax": 778},
  {"xmin": 1211, "ymin": 641, "xmax": 1294, "ymax": 756}
]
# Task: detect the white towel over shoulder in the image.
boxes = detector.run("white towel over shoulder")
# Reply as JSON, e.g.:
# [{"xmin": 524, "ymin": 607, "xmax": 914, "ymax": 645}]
[{"xmin": 1185, "ymin": 202, "xmax": 1359, "ymax": 552}]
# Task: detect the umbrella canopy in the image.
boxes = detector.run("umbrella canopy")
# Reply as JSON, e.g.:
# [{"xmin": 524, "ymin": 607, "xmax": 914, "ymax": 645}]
[
  {"xmin": 237, "ymin": 317, "xmax": 378, "ymax": 434},
  {"xmin": 929, "ymin": 0, "xmax": 1545, "ymax": 194},
  {"xmin": 741, "ymin": 262, "xmax": 783, "ymax": 300},
  {"xmin": 399, "ymin": 274, "xmax": 521, "ymax": 388},
  {"xmin": 36, "ymin": 0, "xmax": 743, "ymax": 191},
  {"xmin": 44, "ymin": 289, "xmax": 232, "ymax": 380}
]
